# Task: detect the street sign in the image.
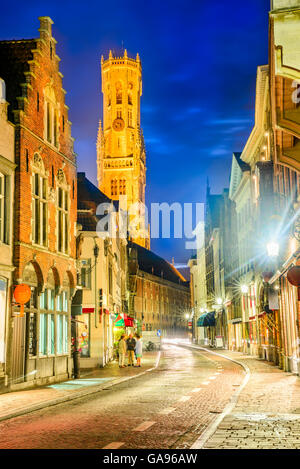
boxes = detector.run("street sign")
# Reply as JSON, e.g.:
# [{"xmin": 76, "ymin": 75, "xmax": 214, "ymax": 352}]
[{"xmin": 157, "ymin": 329, "xmax": 161, "ymax": 337}]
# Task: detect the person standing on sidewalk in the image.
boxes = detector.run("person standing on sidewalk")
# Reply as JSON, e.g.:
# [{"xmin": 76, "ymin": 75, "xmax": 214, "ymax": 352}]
[
  {"xmin": 126, "ymin": 333, "xmax": 136, "ymax": 366},
  {"xmin": 118, "ymin": 334, "xmax": 127, "ymax": 368},
  {"xmin": 135, "ymin": 334, "xmax": 143, "ymax": 367}
]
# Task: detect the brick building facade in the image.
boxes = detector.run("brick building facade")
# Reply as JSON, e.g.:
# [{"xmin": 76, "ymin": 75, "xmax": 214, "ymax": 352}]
[
  {"xmin": 128, "ymin": 242, "xmax": 191, "ymax": 337},
  {"xmin": 0, "ymin": 17, "xmax": 77, "ymax": 388}
]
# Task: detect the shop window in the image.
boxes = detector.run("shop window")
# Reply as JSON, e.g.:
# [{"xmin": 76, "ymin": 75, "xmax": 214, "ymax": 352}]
[
  {"xmin": 57, "ymin": 314, "xmax": 68, "ymax": 354},
  {"xmin": 39, "ymin": 313, "xmax": 55, "ymax": 355}
]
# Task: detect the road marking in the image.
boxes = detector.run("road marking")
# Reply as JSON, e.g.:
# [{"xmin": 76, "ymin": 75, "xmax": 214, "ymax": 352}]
[
  {"xmin": 179, "ymin": 396, "xmax": 191, "ymax": 402},
  {"xmin": 102, "ymin": 442, "xmax": 124, "ymax": 449},
  {"xmin": 133, "ymin": 421, "xmax": 156, "ymax": 432},
  {"xmin": 191, "ymin": 388, "xmax": 202, "ymax": 393},
  {"xmin": 158, "ymin": 407, "xmax": 176, "ymax": 415}
]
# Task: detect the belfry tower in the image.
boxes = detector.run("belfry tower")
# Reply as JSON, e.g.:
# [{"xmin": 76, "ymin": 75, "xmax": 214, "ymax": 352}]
[{"xmin": 97, "ymin": 50, "xmax": 149, "ymax": 248}]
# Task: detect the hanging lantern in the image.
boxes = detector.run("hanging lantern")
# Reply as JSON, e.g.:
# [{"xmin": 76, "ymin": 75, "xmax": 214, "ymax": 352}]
[
  {"xmin": 13, "ymin": 284, "xmax": 31, "ymax": 317},
  {"xmin": 287, "ymin": 266, "xmax": 300, "ymax": 287},
  {"xmin": 287, "ymin": 266, "xmax": 300, "ymax": 301}
]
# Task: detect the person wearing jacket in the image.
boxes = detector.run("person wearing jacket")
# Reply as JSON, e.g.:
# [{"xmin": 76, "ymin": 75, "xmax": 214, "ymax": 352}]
[
  {"xmin": 135, "ymin": 334, "xmax": 143, "ymax": 367},
  {"xmin": 118, "ymin": 334, "xmax": 127, "ymax": 368},
  {"xmin": 126, "ymin": 333, "xmax": 136, "ymax": 366}
]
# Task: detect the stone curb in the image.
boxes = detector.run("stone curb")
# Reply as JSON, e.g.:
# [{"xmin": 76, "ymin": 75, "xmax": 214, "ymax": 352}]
[{"xmin": 0, "ymin": 351, "xmax": 161, "ymax": 423}]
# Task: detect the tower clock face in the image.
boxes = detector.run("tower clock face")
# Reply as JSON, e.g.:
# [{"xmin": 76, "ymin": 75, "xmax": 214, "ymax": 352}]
[{"xmin": 113, "ymin": 118, "xmax": 125, "ymax": 131}]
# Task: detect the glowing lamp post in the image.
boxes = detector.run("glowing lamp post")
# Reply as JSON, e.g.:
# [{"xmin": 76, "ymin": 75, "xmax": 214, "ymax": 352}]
[
  {"xmin": 241, "ymin": 285, "xmax": 248, "ymax": 294},
  {"xmin": 267, "ymin": 241, "xmax": 279, "ymax": 257}
]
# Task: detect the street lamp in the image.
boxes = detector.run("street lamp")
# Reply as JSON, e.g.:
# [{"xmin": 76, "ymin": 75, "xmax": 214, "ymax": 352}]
[
  {"xmin": 267, "ymin": 241, "xmax": 279, "ymax": 257},
  {"xmin": 241, "ymin": 284, "xmax": 248, "ymax": 294},
  {"xmin": 216, "ymin": 298, "xmax": 222, "ymax": 305}
]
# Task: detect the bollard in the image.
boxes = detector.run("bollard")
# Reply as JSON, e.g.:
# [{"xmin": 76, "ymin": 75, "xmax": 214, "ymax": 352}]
[{"xmin": 73, "ymin": 350, "xmax": 80, "ymax": 379}]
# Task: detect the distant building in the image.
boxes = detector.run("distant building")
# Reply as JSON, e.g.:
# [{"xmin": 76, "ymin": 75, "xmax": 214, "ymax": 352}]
[
  {"xmin": 76, "ymin": 173, "xmax": 128, "ymax": 368},
  {"xmin": 0, "ymin": 17, "xmax": 77, "ymax": 389},
  {"xmin": 128, "ymin": 242, "xmax": 191, "ymax": 337}
]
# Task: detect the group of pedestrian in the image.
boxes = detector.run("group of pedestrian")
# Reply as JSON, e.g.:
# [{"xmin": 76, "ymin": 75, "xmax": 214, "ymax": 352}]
[{"xmin": 118, "ymin": 333, "xmax": 143, "ymax": 368}]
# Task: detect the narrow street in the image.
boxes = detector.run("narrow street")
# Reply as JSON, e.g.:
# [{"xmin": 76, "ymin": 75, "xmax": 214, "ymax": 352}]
[{"xmin": 0, "ymin": 344, "xmax": 244, "ymax": 449}]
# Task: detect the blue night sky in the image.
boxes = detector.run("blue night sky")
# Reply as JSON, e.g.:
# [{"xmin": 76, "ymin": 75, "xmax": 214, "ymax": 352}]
[{"xmin": 1, "ymin": 0, "xmax": 270, "ymax": 267}]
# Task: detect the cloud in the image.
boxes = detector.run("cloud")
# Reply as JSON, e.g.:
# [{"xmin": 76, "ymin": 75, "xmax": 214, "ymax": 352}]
[
  {"xmin": 210, "ymin": 146, "xmax": 230, "ymax": 156},
  {"xmin": 207, "ymin": 118, "xmax": 252, "ymax": 126},
  {"xmin": 222, "ymin": 125, "xmax": 247, "ymax": 134}
]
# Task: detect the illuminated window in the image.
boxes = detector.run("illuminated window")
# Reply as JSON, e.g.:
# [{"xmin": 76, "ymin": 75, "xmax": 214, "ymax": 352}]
[
  {"xmin": 119, "ymin": 179, "xmax": 126, "ymax": 195},
  {"xmin": 128, "ymin": 109, "xmax": 133, "ymax": 127},
  {"xmin": 116, "ymin": 82, "xmax": 122, "ymax": 104},
  {"xmin": 44, "ymin": 86, "xmax": 59, "ymax": 148},
  {"xmin": 32, "ymin": 170, "xmax": 47, "ymax": 246},
  {"xmin": 111, "ymin": 179, "xmax": 118, "ymax": 196},
  {"xmin": 57, "ymin": 186, "xmax": 69, "ymax": 254}
]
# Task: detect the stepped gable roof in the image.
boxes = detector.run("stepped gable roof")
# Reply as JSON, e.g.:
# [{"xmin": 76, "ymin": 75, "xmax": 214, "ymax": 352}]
[
  {"xmin": 0, "ymin": 39, "xmax": 37, "ymax": 121},
  {"xmin": 128, "ymin": 241, "xmax": 188, "ymax": 286},
  {"xmin": 77, "ymin": 172, "xmax": 118, "ymax": 231}
]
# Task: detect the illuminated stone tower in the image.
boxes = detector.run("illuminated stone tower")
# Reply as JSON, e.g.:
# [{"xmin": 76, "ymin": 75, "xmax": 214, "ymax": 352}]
[{"xmin": 97, "ymin": 50, "xmax": 149, "ymax": 248}]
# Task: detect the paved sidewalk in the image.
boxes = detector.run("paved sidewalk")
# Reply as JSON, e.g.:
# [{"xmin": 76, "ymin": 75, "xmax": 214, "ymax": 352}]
[
  {"xmin": 0, "ymin": 351, "xmax": 159, "ymax": 423},
  {"xmin": 196, "ymin": 348, "xmax": 300, "ymax": 449}
]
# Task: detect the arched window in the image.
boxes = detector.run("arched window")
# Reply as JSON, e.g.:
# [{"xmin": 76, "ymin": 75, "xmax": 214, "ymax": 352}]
[
  {"xmin": 116, "ymin": 81, "xmax": 122, "ymax": 104},
  {"xmin": 39, "ymin": 269, "xmax": 56, "ymax": 355}
]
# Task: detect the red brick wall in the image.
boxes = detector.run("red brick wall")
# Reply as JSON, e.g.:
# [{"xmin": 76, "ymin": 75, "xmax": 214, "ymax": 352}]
[{"xmin": 12, "ymin": 17, "xmax": 77, "ymax": 287}]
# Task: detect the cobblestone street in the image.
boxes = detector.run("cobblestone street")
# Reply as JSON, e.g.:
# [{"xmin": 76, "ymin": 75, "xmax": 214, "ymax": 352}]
[
  {"xmin": 0, "ymin": 343, "xmax": 299, "ymax": 449},
  {"xmin": 201, "ymin": 349, "xmax": 300, "ymax": 449}
]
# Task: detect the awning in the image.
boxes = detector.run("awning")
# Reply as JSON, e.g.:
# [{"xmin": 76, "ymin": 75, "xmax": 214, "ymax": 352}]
[
  {"xmin": 124, "ymin": 315, "xmax": 134, "ymax": 327},
  {"xmin": 197, "ymin": 311, "xmax": 216, "ymax": 327},
  {"xmin": 114, "ymin": 314, "xmax": 125, "ymax": 327}
]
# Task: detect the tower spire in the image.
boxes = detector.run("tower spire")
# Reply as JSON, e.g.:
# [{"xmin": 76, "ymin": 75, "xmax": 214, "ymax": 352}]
[{"xmin": 96, "ymin": 51, "xmax": 150, "ymax": 249}]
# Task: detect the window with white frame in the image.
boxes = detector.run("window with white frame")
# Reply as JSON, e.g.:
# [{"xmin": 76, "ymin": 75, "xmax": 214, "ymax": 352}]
[
  {"xmin": 39, "ymin": 313, "xmax": 55, "ymax": 355},
  {"xmin": 32, "ymin": 172, "xmax": 48, "ymax": 246},
  {"xmin": 79, "ymin": 259, "xmax": 91, "ymax": 289},
  {"xmin": 0, "ymin": 172, "xmax": 6, "ymax": 243}
]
